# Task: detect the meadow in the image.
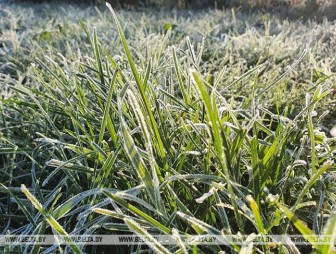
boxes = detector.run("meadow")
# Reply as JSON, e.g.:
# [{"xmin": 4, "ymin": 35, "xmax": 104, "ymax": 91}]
[{"xmin": 0, "ymin": 1, "xmax": 336, "ymax": 253}]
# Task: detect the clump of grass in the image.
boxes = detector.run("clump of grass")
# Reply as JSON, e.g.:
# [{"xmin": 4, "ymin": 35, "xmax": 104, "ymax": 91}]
[{"xmin": 1, "ymin": 2, "xmax": 336, "ymax": 254}]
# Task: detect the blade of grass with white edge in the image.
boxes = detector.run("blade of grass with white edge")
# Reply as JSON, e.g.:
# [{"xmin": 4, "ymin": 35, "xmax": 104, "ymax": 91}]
[
  {"xmin": 218, "ymin": 62, "xmax": 267, "ymax": 94},
  {"xmin": 172, "ymin": 47, "xmax": 190, "ymax": 105},
  {"xmin": 143, "ymin": 58, "xmax": 151, "ymax": 91},
  {"xmin": 106, "ymin": 3, "xmax": 168, "ymax": 171},
  {"xmin": 92, "ymin": 207, "xmax": 153, "ymax": 225},
  {"xmin": 101, "ymin": 190, "xmax": 171, "ymax": 234},
  {"xmin": 306, "ymin": 93, "xmax": 317, "ymax": 174},
  {"xmin": 176, "ymin": 211, "xmax": 238, "ymax": 252},
  {"xmin": 47, "ymin": 159, "xmax": 94, "ymax": 174},
  {"xmin": 31, "ymin": 220, "xmax": 47, "ymax": 254},
  {"xmin": 306, "ymin": 84, "xmax": 331, "ymax": 175},
  {"xmin": 257, "ymin": 48, "xmax": 307, "ymax": 95},
  {"xmin": 319, "ymin": 215, "xmax": 336, "ymax": 254},
  {"xmin": 119, "ymin": 118, "xmax": 158, "ymax": 207},
  {"xmin": 274, "ymin": 200, "xmax": 319, "ymax": 250},
  {"xmin": 65, "ymin": 144, "xmax": 105, "ymax": 165},
  {"xmin": 103, "ymin": 49, "xmax": 126, "ymax": 84},
  {"xmin": 42, "ymin": 153, "xmax": 92, "ymax": 188},
  {"xmin": 192, "ymin": 70, "xmax": 243, "ymax": 232},
  {"xmin": 0, "ymin": 183, "xmax": 36, "ymax": 227},
  {"xmin": 126, "ymin": 89, "xmax": 164, "ymax": 213},
  {"xmin": 186, "ymin": 37, "xmax": 198, "ymax": 69},
  {"xmin": 116, "ymin": 84, "xmax": 160, "ymax": 201},
  {"xmin": 158, "ymin": 88, "xmax": 190, "ymax": 112},
  {"xmin": 92, "ymin": 27, "xmax": 105, "ymax": 88},
  {"xmin": 14, "ymin": 83, "xmax": 64, "ymax": 142},
  {"xmin": 52, "ymin": 189, "xmax": 103, "ymax": 219},
  {"xmin": 124, "ymin": 218, "xmax": 172, "ymax": 254},
  {"xmin": 246, "ymin": 195, "xmax": 270, "ymax": 253},
  {"xmin": 98, "ymin": 69, "xmax": 118, "ymax": 146},
  {"xmin": 246, "ymin": 195, "xmax": 267, "ymax": 234},
  {"xmin": 94, "ymin": 146, "xmax": 121, "ymax": 188},
  {"xmin": 250, "ymin": 135, "xmax": 261, "ymax": 202},
  {"xmin": 78, "ymin": 72, "xmax": 105, "ymax": 110},
  {"xmin": 213, "ymin": 190, "xmax": 231, "ymax": 233},
  {"xmin": 172, "ymin": 228, "xmax": 189, "ymax": 254},
  {"xmin": 104, "ymin": 191, "xmax": 160, "ymax": 214},
  {"xmin": 294, "ymin": 161, "xmax": 333, "ymax": 209},
  {"xmin": 166, "ymin": 184, "xmax": 193, "ymax": 216},
  {"xmin": 229, "ymin": 128, "xmax": 247, "ymax": 167},
  {"xmin": 20, "ymin": 185, "xmax": 82, "ymax": 254}
]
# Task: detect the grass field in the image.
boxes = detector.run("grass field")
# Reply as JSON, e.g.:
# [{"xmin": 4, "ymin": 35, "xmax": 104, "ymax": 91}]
[{"xmin": 1, "ymin": 2, "xmax": 336, "ymax": 253}]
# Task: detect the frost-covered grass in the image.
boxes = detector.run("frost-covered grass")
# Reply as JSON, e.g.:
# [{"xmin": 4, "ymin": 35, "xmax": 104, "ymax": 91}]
[{"xmin": 0, "ymin": 2, "xmax": 336, "ymax": 254}]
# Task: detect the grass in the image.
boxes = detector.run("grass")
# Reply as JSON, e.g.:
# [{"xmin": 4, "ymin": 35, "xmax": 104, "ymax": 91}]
[{"xmin": 1, "ymin": 1, "xmax": 336, "ymax": 254}]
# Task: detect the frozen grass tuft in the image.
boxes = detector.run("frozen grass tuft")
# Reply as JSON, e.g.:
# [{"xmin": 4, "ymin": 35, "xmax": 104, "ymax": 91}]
[{"xmin": 0, "ymin": 2, "xmax": 336, "ymax": 254}]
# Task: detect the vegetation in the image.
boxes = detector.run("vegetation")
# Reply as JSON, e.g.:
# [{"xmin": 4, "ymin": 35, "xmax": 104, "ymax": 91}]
[
  {"xmin": 0, "ymin": 1, "xmax": 335, "ymax": 253},
  {"xmin": 8, "ymin": 0, "xmax": 336, "ymax": 12}
]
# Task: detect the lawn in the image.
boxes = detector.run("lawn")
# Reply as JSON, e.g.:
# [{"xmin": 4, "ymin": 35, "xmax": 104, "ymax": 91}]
[{"xmin": 0, "ymin": 1, "xmax": 336, "ymax": 253}]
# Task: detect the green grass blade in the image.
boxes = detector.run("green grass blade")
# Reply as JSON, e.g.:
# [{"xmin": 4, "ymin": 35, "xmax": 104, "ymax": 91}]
[
  {"xmin": 106, "ymin": 3, "xmax": 168, "ymax": 170},
  {"xmin": 0, "ymin": 183, "xmax": 37, "ymax": 227},
  {"xmin": 99, "ymin": 190, "xmax": 171, "ymax": 234},
  {"xmin": 120, "ymin": 118, "xmax": 157, "ymax": 205},
  {"xmin": 93, "ymin": 27, "xmax": 105, "ymax": 87},
  {"xmin": 294, "ymin": 161, "xmax": 333, "ymax": 208},
  {"xmin": 124, "ymin": 218, "xmax": 172, "ymax": 254},
  {"xmin": 192, "ymin": 70, "xmax": 243, "ymax": 231},
  {"xmin": 21, "ymin": 184, "xmax": 82, "ymax": 254},
  {"xmin": 275, "ymin": 201, "xmax": 319, "ymax": 249},
  {"xmin": 53, "ymin": 189, "xmax": 101, "ymax": 219},
  {"xmin": 320, "ymin": 215, "xmax": 336, "ymax": 254},
  {"xmin": 98, "ymin": 69, "xmax": 118, "ymax": 146},
  {"xmin": 172, "ymin": 47, "xmax": 190, "ymax": 105},
  {"xmin": 246, "ymin": 195, "xmax": 266, "ymax": 234}
]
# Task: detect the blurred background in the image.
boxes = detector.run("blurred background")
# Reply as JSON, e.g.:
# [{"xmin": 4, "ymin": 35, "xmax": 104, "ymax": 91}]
[
  {"xmin": 7, "ymin": 0, "xmax": 336, "ymax": 8},
  {"xmin": 7, "ymin": 0, "xmax": 335, "ymax": 19}
]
